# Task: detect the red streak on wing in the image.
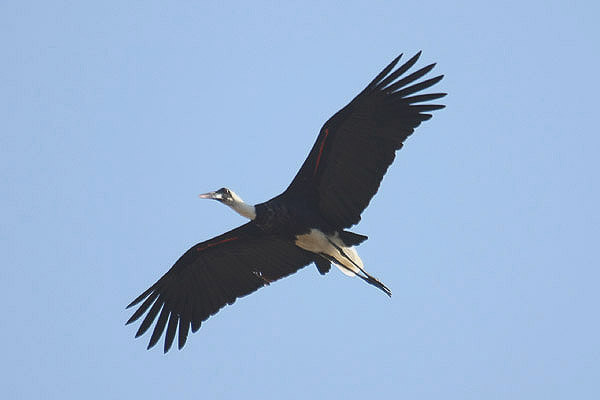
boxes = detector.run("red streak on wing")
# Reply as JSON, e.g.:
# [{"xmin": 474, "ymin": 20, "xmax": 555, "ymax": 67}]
[
  {"xmin": 196, "ymin": 236, "xmax": 239, "ymax": 252},
  {"xmin": 313, "ymin": 128, "xmax": 329, "ymax": 176}
]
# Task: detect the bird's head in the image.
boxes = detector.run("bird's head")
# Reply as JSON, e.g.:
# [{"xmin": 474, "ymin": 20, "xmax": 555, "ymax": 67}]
[
  {"xmin": 198, "ymin": 187, "xmax": 256, "ymax": 220},
  {"xmin": 198, "ymin": 187, "xmax": 240, "ymax": 206}
]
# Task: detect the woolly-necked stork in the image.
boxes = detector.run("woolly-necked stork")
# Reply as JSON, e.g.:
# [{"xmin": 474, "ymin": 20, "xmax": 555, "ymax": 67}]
[{"xmin": 127, "ymin": 52, "xmax": 445, "ymax": 352}]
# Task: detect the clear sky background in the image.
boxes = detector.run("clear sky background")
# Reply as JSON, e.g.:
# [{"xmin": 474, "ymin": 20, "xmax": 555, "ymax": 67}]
[{"xmin": 2, "ymin": 1, "xmax": 599, "ymax": 399}]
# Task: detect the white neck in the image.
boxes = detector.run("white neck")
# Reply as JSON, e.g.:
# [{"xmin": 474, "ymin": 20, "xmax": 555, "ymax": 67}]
[{"xmin": 230, "ymin": 199, "xmax": 256, "ymax": 220}]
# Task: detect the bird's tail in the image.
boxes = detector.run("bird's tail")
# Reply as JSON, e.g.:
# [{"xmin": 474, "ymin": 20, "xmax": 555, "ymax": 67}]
[{"xmin": 339, "ymin": 231, "xmax": 368, "ymax": 246}]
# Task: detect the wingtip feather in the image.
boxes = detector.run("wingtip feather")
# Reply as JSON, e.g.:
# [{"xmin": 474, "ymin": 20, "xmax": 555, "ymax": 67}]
[{"xmin": 126, "ymin": 287, "xmax": 153, "ymax": 309}]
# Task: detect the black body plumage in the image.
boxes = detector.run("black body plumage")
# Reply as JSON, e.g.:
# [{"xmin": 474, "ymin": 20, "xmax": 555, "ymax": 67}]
[{"xmin": 126, "ymin": 52, "xmax": 446, "ymax": 352}]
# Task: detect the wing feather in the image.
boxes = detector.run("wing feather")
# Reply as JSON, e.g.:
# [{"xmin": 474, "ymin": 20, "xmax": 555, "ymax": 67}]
[
  {"xmin": 126, "ymin": 222, "xmax": 315, "ymax": 352},
  {"xmin": 286, "ymin": 52, "xmax": 446, "ymax": 228}
]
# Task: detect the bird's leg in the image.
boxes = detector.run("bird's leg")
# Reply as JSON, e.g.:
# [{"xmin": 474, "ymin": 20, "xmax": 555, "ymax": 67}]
[{"xmin": 326, "ymin": 238, "xmax": 392, "ymax": 297}]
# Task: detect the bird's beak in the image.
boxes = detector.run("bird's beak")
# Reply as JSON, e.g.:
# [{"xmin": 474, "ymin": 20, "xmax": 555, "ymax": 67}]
[{"xmin": 198, "ymin": 191, "xmax": 222, "ymax": 200}]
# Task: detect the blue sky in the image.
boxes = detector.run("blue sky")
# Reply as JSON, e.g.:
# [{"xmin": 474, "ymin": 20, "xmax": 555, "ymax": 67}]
[{"xmin": 2, "ymin": 1, "xmax": 599, "ymax": 399}]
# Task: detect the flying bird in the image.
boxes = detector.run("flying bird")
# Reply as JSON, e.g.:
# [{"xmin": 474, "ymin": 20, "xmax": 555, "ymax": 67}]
[{"xmin": 127, "ymin": 52, "xmax": 446, "ymax": 352}]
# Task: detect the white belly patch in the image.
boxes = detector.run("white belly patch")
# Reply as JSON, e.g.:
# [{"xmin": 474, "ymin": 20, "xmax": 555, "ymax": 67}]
[{"xmin": 295, "ymin": 229, "xmax": 364, "ymax": 277}]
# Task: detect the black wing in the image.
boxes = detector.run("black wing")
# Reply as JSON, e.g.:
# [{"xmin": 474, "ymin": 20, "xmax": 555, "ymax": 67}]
[
  {"xmin": 286, "ymin": 52, "xmax": 446, "ymax": 228},
  {"xmin": 126, "ymin": 222, "xmax": 315, "ymax": 352}
]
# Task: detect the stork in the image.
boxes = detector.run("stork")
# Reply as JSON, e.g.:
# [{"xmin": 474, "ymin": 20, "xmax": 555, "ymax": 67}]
[{"xmin": 126, "ymin": 52, "xmax": 446, "ymax": 352}]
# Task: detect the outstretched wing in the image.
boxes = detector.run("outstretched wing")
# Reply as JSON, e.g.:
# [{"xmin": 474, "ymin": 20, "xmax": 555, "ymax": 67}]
[
  {"xmin": 126, "ymin": 222, "xmax": 315, "ymax": 352},
  {"xmin": 286, "ymin": 52, "xmax": 446, "ymax": 228}
]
